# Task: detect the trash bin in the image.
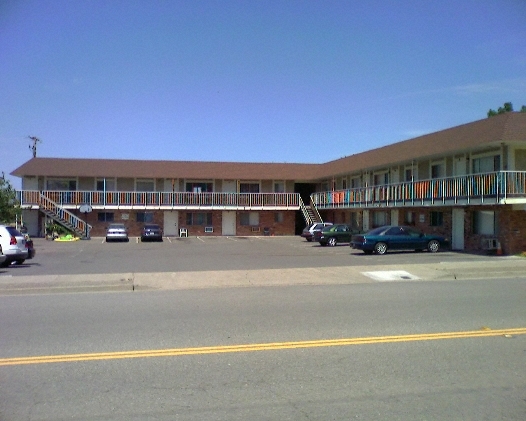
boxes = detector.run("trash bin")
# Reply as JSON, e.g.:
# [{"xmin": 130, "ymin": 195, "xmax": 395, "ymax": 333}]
[{"xmin": 263, "ymin": 227, "xmax": 270, "ymax": 236}]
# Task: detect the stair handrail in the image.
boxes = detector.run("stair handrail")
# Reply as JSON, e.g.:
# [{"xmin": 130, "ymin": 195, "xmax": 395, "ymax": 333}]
[
  {"xmin": 39, "ymin": 193, "xmax": 92, "ymax": 237},
  {"xmin": 298, "ymin": 196, "xmax": 313, "ymax": 225},
  {"xmin": 309, "ymin": 196, "xmax": 323, "ymax": 223}
]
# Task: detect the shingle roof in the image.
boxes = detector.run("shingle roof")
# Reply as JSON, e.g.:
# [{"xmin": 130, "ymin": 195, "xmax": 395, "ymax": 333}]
[
  {"xmin": 11, "ymin": 158, "xmax": 321, "ymax": 181},
  {"xmin": 318, "ymin": 112, "xmax": 526, "ymax": 177},
  {"xmin": 11, "ymin": 112, "xmax": 526, "ymax": 181}
]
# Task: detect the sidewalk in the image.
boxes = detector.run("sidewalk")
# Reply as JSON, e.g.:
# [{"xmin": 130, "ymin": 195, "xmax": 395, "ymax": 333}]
[{"xmin": 1, "ymin": 257, "xmax": 525, "ymax": 294}]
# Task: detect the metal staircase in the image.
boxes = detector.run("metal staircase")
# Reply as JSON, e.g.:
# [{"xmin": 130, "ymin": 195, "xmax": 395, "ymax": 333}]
[
  {"xmin": 39, "ymin": 194, "xmax": 92, "ymax": 238},
  {"xmin": 299, "ymin": 197, "xmax": 323, "ymax": 226}
]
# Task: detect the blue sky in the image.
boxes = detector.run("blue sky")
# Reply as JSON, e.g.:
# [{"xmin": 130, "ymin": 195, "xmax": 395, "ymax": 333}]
[{"xmin": 2, "ymin": 0, "xmax": 526, "ymax": 187}]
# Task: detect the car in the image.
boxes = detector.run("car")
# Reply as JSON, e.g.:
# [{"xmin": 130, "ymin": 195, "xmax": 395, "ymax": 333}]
[
  {"xmin": 105, "ymin": 223, "xmax": 129, "ymax": 242},
  {"xmin": 0, "ymin": 225, "xmax": 29, "ymax": 267},
  {"xmin": 350, "ymin": 225, "xmax": 448, "ymax": 255},
  {"xmin": 314, "ymin": 224, "xmax": 356, "ymax": 246},
  {"xmin": 141, "ymin": 224, "xmax": 163, "ymax": 242},
  {"xmin": 301, "ymin": 222, "xmax": 333, "ymax": 242},
  {"xmin": 0, "ymin": 244, "xmax": 6, "ymax": 266}
]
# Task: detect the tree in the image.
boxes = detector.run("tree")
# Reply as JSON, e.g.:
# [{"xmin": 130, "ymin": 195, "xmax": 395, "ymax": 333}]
[
  {"xmin": 0, "ymin": 174, "xmax": 21, "ymax": 223},
  {"xmin": 487, "ymin": 102, "xmax": 526, "ymax": 117}
]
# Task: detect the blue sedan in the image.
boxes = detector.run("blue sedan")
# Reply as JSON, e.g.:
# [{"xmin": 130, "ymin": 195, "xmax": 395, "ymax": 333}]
[{"xmin": 350, "ymin": 225, "xmax": 448, "ymax": 255}]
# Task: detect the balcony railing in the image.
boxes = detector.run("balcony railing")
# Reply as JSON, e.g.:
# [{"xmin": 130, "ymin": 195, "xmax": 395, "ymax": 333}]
[
  {"xmin": 16, "ymin": 191, "xmax": 301, "ymax": 210},
  {"xmin": 312, "ymin": 171, "xmax": 526, "ymax": 209}
]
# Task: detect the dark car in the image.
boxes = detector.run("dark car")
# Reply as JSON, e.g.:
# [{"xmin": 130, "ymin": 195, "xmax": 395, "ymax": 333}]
[
  {"xmin": 314, "ymin": 224, "xmax": 356, "ymax": 246},
  {"xmin": 141, "ymin": 224, "xmax": 163, "ymax": 242},
  {"xmin": 350, "ymin": 225, "xmax": 448, "ymax": 255}
]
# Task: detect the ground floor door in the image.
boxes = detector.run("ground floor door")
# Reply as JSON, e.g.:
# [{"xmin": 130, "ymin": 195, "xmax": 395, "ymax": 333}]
[
  {"xmin": 222, "ymin": 211, "xmax": 236, "ymax": 236},
  {"xmin": 362, "ymin": 210, "xmax": 370, "ymax": 232},
  {"xmin": 390, "ymin": 209, "xmax": 399, "ymax": 226},
  {"xmin": 452, "ymin": 208, "xmax": 465, "ymax": 250},
  {"xmin": 163, "ymin": 211, "xmax": 179, "ymax": 236}
]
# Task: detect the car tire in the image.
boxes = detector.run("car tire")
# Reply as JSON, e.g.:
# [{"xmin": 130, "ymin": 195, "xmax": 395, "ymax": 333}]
[
  {"xmin": 328, "ymin": 237, "xmax": 337, "ymax": 247},
  {"xmin": 0, "ymin": 260, "xmax": 9, "ymax": 268},
  {"xmin": 306, "ymin": 238, "xmax": 312, "ymax": 242},
  {"xmin": 105, "ymin": 238, "xmax": 110, "ymax": 242},
  {"xmin": 427, "ymin": 240, "xmax": 440, "ymax": 253},
  {"xmin": 15, "ymin": 259, "xmax": 25, "ymax": 265},
  {"xmin": 374, "ymin": 242, "xmax": 388, "ymax": 255}
]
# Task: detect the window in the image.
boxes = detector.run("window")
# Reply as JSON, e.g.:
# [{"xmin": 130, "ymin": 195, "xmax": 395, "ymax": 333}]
[
  {"xmin": 136, "ymin": 179, "xmax": 154, "ymax": 192},
  {"xmin": 373, "ymin": 172, "xmax": 388, "ymax": 186},
  {"xmin": 96, "ymin": 179, "xmax": 115, "ymax": 191},
  {"xmin": 431, "ymin": 163, "xmax": 444, "ymax": 179},
  {"xmin": 430, "ymin": 211, "xmax": 443, "ymax": 227},
  {"xmin": 472, "ymin": 155, "xmax": 500, "ymax": 173},
  {"xmin": 274, "ymin": 212, "xmax": 284, "ymax": 223},
  {"xmin": 186, "ymin": 182, "xmax": 213, "ymax": 193},
  {"xmin": 240, "ymin": 212, "xmax": 259, "ymax": 226},
  {"xmin": 404, "ymin": 167, "xmax": 414, "ymax": 182},
  {"xmin": 186, "ymin": 212, "xmax": 212, "ymax": 226},
  {"xmin": 405, "ymin": 211, "xmax": 416, "ymax": 225},
  {"xmin": 46, "ymin": 179, "xmax": 77, "ymax": 191},
  {"xmin": 342, "ymin": 179, "xmax": 347, "ymax": 190},
  {"xmin": 351, "ymin": 177, "xmax": 361, "ymax": 189},
  {"xmin": 239, "ymin": 183, "xmax": 260, "ymax": 193},
  {"xmin": 98, "ymin": 212, "xmax": 114, "ymax": 222},
  {"xmin": 473, "ymin": 210, "xmax": 496, "ymax": 235},
  {"xmin": 372, "ymin": 211, "xmax": 387, "ymax": 227},
  {"xmin": 137, "ymin": 212, "xmax": 154, "ymax": 223},
  {"xmin": 274, "ymin": 182, "xmax": 285, "ymax": 193}
]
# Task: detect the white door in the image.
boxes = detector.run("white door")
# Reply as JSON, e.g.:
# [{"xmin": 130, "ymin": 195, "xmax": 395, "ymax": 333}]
[
  {"xmin": 163, "ymin": 211, "xmax": 179, "ymax": 236},
  {"xmin": 390, "ymin": 209, "xmax": 399, "ymax": 226},
  {"xmin": 362, "ymin": 210, "xmax": 370, "ymax": 232},
  {"xmin": 452, "ymin": 208, "xmax": 464, "ymax": 250},
  {"xmin": 222, "ymin": 211, "xmax": 236, "ymax": 236}
]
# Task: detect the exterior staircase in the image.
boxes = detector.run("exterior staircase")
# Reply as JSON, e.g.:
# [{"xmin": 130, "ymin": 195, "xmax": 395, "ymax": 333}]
[
  {"xmin": 299, "ymin": 197, "xmax": 323, "ymax": 226},
  {"xmin": 39, "ymin": 194, "xmax": 92, "ymax": 238}
]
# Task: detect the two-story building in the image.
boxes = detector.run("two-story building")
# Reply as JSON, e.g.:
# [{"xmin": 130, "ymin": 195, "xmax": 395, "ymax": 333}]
[{"xmin": 11, "ymin": 112, "xmax": 526, "ymax": 254}]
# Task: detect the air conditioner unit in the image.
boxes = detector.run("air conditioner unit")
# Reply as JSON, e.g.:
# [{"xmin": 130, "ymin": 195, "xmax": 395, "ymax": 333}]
[
  {"xmin": 205, "ymin": 226, "xmax": 214, "ymax": 233},
  {"xmin": 251, "ymin": 226, "xmax": 260, "ymax": 232}
]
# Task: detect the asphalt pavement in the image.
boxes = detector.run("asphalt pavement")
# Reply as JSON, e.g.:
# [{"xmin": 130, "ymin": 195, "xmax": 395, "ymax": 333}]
[{"xmin": 1, "ymin": 236, "xmax": 525, "ymax": 294}]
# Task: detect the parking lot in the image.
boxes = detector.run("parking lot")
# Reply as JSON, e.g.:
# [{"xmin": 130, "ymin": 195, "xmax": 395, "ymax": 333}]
[{"xmin": 0, "ymin": 235, "xmax": 512, "ymax": 279}]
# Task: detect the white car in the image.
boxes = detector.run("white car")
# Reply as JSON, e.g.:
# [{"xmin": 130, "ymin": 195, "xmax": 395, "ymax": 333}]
[
  {"xmin": 0, "ymin": 244, "xmax": 6, "ymax": 265},
  {"xmin": 0, "ymin": 225, "xmax": 29, "ymax": 267}
]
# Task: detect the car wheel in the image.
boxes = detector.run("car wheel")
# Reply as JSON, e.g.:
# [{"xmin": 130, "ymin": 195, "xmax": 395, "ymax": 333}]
[
  {"xmin": 15, "ymin": 259, "xmax": 25, "ymax": 265},
  {"xmin": 374, "ymin": 242, "xmax": 387, "ymax": 255},
  {"xmin": 0, "ymin": 261, "xmax": 9, "ymax": 268},
  {"xmin": 306, "ymin": 238, "xmax": 312, "ymax": 242},
  {"xmin": 427, "ymin": 240, "xmax": 440, "ymax": 253},
  {"xmin": 327, "ymin": 237, "xmax": 337, "ymax": 247},
  {"xmin": 105, "ymin": 238, "xmax": 110, "ymax": 242}
]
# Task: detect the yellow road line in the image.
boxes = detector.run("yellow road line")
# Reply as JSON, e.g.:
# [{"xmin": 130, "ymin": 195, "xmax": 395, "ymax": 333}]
[{"xmin": 2, "ymin": 327, "xmax": 525, "ymax": 367}]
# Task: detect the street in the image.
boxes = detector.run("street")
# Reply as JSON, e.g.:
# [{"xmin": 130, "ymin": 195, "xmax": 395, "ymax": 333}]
[{"xmin": 1, "ymin": 277, "xmax": 525, "ymax": 420}]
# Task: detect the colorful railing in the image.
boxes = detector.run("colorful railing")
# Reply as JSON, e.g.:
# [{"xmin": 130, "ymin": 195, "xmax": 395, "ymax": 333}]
[
  {"xmin": 312, "ymin": 171, "xmax": 526, "ymax": 209},
  {"xmin": 17, "ymin": 191, "xmax": 301, "ymax": 209}
]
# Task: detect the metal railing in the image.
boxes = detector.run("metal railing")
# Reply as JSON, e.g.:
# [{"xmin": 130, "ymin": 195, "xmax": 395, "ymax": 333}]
[
  {"xmin": 312, "ymin": 171, "xmax": 526, "ymax": 209},
  {"xmin": 39, "ymin": 194, "xmax": 92, "ymax": 236},
  {"xmin": 17, "ymin": 191, "xmax": 301, "ymax": 209}
]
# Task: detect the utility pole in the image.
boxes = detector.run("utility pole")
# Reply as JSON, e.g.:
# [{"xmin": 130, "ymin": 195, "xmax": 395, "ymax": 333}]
[{"xmin": 28, "ymin": 136, "xmax": 42, "ymax": 157}]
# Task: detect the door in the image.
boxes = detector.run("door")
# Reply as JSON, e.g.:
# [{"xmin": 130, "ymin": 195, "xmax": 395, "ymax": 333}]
[
  {"xmin": 222, "ymin": 211, "xmax": 236, "ymax": 236},
  {"xmin": 390, "ymin": 209, "xmax": 399, "ymax": 226},
  {"xmin": 362, "ymin": 210, "xmax": 370, "ymax": 232},
  {"xmin": 163, "ymin": 211, "xmax": 179, "ymax": 236},
  {"xmin": 452, "ymin": 208, "xmax": 465, "ymax": 250}
]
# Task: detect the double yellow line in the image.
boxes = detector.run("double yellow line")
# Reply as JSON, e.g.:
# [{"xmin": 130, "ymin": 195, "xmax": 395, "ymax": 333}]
[{"xmin": 2, "ymin": 327, "xmax": 525, "ymax": 367}]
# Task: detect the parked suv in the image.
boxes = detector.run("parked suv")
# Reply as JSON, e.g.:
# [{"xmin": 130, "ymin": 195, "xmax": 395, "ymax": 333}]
[{"xmin": 0, "ymin": 225, "xmax": 29, "ymax": 267}]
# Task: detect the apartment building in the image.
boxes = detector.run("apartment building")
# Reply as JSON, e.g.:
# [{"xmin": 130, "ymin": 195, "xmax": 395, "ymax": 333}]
[{"xmin": 11, "ymin": 112, "xmax": 526, "ymax": 254}]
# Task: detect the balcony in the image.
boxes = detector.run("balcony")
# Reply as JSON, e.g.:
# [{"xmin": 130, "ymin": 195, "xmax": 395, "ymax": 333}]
[
  {"xmin": 312, "ymin": 171, "xmax": 526, "ymax": 209},
  {"xmin": 16, "ymin": 191, "xmax": 301, "ymax": 211}
]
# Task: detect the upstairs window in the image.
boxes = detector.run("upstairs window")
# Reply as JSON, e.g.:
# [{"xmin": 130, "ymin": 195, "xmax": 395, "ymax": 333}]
[
  {"xmin": 240, "ymin": 183, "xmax": 260, "ymax": 193},
  {"xmin": 472, "ymin": 155, "xmax": 500, "ymax": 173},
  {"xmin": 186, "ymin": 182, "xmax": 213, "ymax": 193},
  {"xmin": 136, "ymin": 179, "xmax": 154, "ymax": 192},
  {"xmin": 46, "ymin": 179, "xmax": 77, "ymax": 191}
]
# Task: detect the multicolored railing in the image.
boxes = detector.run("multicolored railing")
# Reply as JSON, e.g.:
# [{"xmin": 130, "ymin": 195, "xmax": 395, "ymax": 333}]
[
  {"xmin": 17, "ymin": 191, "xmax": 301, "ymax": 209},
  {"xmin": 312, "ymin": 171, "xmax": 526, "ymax": 209}
]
